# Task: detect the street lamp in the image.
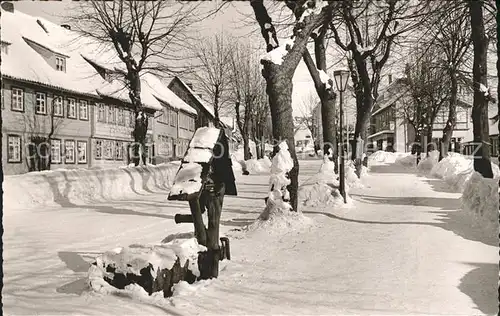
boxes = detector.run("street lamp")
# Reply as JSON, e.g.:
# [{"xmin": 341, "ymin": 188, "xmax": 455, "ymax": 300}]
[{"xmin": 333, "ymin": 69, "xmax": 349, "ymax": 203}]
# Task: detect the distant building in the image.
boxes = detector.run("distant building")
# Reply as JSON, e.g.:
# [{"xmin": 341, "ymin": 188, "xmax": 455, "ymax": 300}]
[
  {"xmin": 368, "ymin": 77, "xmax": 499, "ymax": 158},
  {"xmin": 294, "ymin": 123, "xmax": 313, "ymax": 152}
]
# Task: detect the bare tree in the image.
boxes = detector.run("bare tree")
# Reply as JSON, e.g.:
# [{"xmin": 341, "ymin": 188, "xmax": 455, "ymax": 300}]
[
  {"xmin": 250, "ymin": 0, "xmax": 334, "ymax": 212},
  {"xmin": 330, "ymin": 0, "xmax": 430, "ymax": 176},
  {"xmin": 467, "ymin": 0, "xmax": 494, "ymax": 178},
  {"xmin": 397, "ymin": 48, "xmax": 451, "ymax": 161},
  {"xmin": 190, "ymin": 31, "xmax": 234, "ymax": 122},
  {"xmin": 295, "ymin": 91, "xmax": 319, "ymax": 143},
  {"xmin": 70, "ymin": 0, "xmax": 200, "ymax": 166},
  {"xmin": 24, "ymin": 97, "xmax": 65, "ymax": 172},
  {"xmin": 229, "ymin": 42, "xmax": 266, "ymax": 161}
]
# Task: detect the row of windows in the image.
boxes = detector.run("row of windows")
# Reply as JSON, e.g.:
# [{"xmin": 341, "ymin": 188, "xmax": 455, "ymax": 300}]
[
  {"xmin": 94, "ymin": 139, "xmax": 128, "ymax": 160},
  {"xmin": 157, "ymin": 106, "xmax": 195, "ymax": 131},
  {"xmin": 11, "ymin": 87, "xmax": 89, "ymax": 120},
  {"xmin": 7, "ymin": 135, "xmax": 87, "ymax": 164},
  {"xmin": 96, "ymin": 104, "xmax": 153, "ymax": 129}
]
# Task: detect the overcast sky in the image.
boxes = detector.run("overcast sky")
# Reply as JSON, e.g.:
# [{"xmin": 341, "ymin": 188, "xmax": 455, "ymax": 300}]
[{"xmin": 12, "ymin": 0, "xmax": 360, "ymax": 118}]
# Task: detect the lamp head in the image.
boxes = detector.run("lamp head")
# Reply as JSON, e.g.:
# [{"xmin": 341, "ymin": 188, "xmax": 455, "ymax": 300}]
[{"xmin": 333, "ymin": 69, "xmax": 350, "ymax": 92}]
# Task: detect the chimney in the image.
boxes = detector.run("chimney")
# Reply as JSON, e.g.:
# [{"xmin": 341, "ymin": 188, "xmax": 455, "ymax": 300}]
[
  {"xmin": 186, "ymin": 83, "xmax": 193, "ymax": 90},
  {"xmin": 1, "ymin": 2, "xmax": 14, "ymax": 13},
  {"xmin": 198, "ymin": 94, "xmax": 203, "ymax": 99},
  {"xmin": 388, "ymin": 74, "xmax": 393, "ymax": 84},
  {"xmin": 61, "ymin": 24, "xmax": 71, "ymax": 30}
]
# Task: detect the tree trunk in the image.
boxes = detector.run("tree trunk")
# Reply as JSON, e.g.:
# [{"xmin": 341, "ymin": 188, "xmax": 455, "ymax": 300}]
[
  {"xmin": 352, "ymin": 93, "xmax": 373, "ymax": 177},
  {"xmin": 440, "ymin": 72, "xmax": 458, "ymax": 160},
  {"xmin": 262, "ymin": 64, "xmax": 299, "ymax": 212},
  {"xmin": 468, "ymin": 0, "xmax": 493, "ymax": 178},
  {"xmin": 303, "ymin": 33, "xmax": 338, "ymax": 172},
  {"xmin": 242, "ymin": 133, "xmax": 251, "ymax": 160}
]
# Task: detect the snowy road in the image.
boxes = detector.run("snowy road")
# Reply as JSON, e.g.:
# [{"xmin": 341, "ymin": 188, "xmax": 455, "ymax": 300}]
[{"xmin": 3, "ymin": 160, "xmax": 498, "ymax": 315}]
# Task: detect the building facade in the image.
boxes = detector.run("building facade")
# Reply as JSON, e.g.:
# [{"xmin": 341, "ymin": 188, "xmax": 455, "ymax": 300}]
[{"xmin": 1, "ymin": 3, "xmax": 197, "ymax": 175}]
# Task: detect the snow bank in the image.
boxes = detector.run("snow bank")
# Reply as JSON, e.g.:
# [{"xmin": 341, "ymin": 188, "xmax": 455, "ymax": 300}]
[
  {"xmin": 416, "ymin": 150, "xmax": 439, "ymax": 174},
  {"xmin": 461, "ymin": 172, "xmax": 499, "ymax": 229},
  {"xmin": 369, "ymin": 151, "xmax": 410, "ymax": 164},
  {"xmin": 395, "ymin": 154, "xmax": 417, "ymax": 167},
  {"xmin": 3, "ymin": 162, "xmax": 180, "ymax": 210},
  {"xmin": 88, "ymin": 238, "xmax": 206, "ymax": 294},
  {"xmin": 244, "ymin": 157, "xmax": 272, "ymax": 174},
  {"xmin": 298, "ymin": 156, "xmax": 355, "ymax": 208},
  {"xmin": 427, "ymin": 153, "xmax": 500, "ymax": 192}
]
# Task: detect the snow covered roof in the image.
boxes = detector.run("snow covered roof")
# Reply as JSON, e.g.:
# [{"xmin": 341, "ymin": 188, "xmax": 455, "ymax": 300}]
[
  {"xmin": 0, "ymin": 6, "xmax": 193, "ymax": 113},
  {"xmin": 171, "ymin": 77, "xmax": 215, "ymax": 119}
]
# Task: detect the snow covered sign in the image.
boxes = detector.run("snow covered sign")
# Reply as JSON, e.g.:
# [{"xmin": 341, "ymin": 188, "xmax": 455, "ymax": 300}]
[{"xmin": 168, "ymin": 127, "xmax": 237, "ymax": 201}]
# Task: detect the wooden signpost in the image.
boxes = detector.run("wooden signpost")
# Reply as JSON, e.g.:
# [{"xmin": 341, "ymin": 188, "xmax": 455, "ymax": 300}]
[{"xmin": 168, "ymin": 126, "xmax": 237, "ymax": 280}]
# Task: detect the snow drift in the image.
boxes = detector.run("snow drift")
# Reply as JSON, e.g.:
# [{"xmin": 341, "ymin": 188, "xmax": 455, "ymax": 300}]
[
  {"xmin": 427, "ymin": 153, "xmax": 500, "ymax": 192},
  {"xmin": 368, "ymin": 151, "xmax": 411, "ymax": 164},
  {"xmin": 298, "ymin": 156, "xmax": 357, "ymax": 208},
  {"xmin": 3, "ymin": 162, "xmax": 180, "ymax": 210},
  {"xmin": 417, "ymin": 150, "xmax": 439, "ymax": 174},
  {"xmin": 461, "ymin": 172, "xmax": 499, "ymax": 229},
  {"xmin": 244, "ymin": 157, "xmax": 272, "ymax": 174}
]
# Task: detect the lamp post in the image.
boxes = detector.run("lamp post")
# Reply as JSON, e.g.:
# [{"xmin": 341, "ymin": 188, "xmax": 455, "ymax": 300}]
[{"xmin": 333, "ymin": 69, "xmax": 349, "ymax": 203}]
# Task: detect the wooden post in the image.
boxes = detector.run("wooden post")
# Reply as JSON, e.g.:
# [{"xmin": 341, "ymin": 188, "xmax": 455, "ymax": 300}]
[{"xmin": 188, "ymin": 199, "xmax": 207, "ymax": 247}]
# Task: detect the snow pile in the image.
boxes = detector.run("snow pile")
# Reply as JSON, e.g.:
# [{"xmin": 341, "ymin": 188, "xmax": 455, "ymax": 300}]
[
  {"xmin": 3, "ymin": 162, "xmax": 180, "ymax": 210},
  {"xmin": 427, "ymin": 153, "xmax": 500, "ymax": 192},
  {"xmin": 169, "ymin": 163, "xmax": 203, "ymax": 196},
  {"xmin": 243, "ymin": 157, "xmax": 272, "ymax": 175},
  {"xmin": 298, "ymin": 156, "xmax": 353, "ymax": 207},
  {"xmin": 318, "ymin": 69, "xmax": 333, "ymax": 90},
  {"xmin": 461, "ymin": 172, "xmax": 499, "ymax": 229},
  {"xmin": 88, "ymin": 238, "xmax": 206, "ymax": 294},
  {"xmin": 416, "ymin": 150, "xmax": 439, "ymax": 174},
  {"xmin": 395, "ymin": 154, "xmax": 417, "ymax": 167},
  {"xmin": 230, "ymin": 154, "xmax": 243, "ymax": 173},
  {"xmin": 368, "ymin": 151, "xmax": 411, "ymax": 164},
  {"xmin": 261, "ymin": 38, "xmax": 294, "ymax": 65},
  {"xmin": 250, "ymin": 142, "xmax": 312, "ymax": 232},
  {"xmin": 345, "ymin": 160, "xmax": 367, "ymax": 189},
  {"xmin": 189, "ymin": 127, "xmax": 220, "ymax": 148}
]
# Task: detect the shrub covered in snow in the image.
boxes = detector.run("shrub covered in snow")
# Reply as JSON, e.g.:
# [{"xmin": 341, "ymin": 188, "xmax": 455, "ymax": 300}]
[{"xmin": 461, "ymin": 172, "xmax": 499, "ymax": 230}]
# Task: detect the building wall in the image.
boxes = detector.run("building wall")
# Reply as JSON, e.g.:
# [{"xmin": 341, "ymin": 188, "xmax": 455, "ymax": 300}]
[
  {"xmin": 168, "ymin": 79, "xmax": 211, "ymax": 128},
  {"xmin": 2, "ymin": 78, "xmax": 93, "ymax": 174}
]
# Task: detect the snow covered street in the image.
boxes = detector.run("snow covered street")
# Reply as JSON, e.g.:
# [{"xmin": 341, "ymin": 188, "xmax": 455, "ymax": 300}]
[{"xmin": 3, "ymin": 159, "xmax": 498, "ymax": 315}]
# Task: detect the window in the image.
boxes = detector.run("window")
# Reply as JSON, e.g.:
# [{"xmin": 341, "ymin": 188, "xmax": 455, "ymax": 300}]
[
  {"xmin": 115, "ymin": 141, "xmax": 123, "ymax": 160},
  {"xmin": 55, "ymin": 56, "xmax": 66, "ymax": 72},
  {"xmin": 129, "ymin": 111, "xmax": 135, "ymax": 128},
  {"xmin": 53, "ymin": 96, "xmax": 63, "ymax": 117},
  {"xmin": 104, "ymin": 140, "xmax": 113, "ymax": 159},
  {"xmin": 64, "ymin": 140, "xmax": 75, "ymax": 163},
  {"xmin": 51, "ymin": 139, "xmax": 61, "ymax": 163},
  {"xmin": 108, "ymin": 106, "xmax": 116, "ymax": 124},
  {"xmin": 35, "ymin": 92, "xmax": 46, "ymax": 114},
  {"xmin": 67, "ymin": 98, "xmax": 77, "ymax": 118},
  {"xmin": 97, "ymin": 104, "xmax": 106, "ymax": 122},
  {"xmin": 95, "ymin": 140, "xmax": 102, "ymax": 159},
  {"xmin": 11, "ymin": 87, "xmax": 24, "ymax": 111},
  {"xmin": 79, "ymin": 100, "xmax": 88, "ymax": 120},
  {"xmin": 7, "ymin": 135, "xmax": 21, "ymax": 163},
  {"xmin": 77, "ymin": 141, "xmax": 87, "ymax": 164},
  {"xmin": 170, "ymin": 110, "xmax": 177, "ymax": 126},
  {"xmin": 117, "ymin": 108, "xmax": 125, "ymax": 126},
  {"xmin": 1, "ymin": 42, "xmax": 9, "ymax": 54}
]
